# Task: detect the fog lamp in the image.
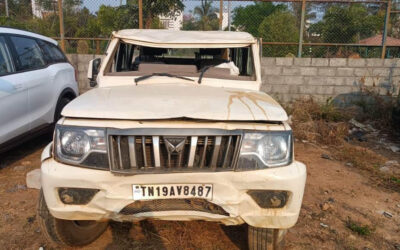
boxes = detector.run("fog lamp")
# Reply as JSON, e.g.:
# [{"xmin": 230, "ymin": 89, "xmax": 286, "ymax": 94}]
[
  {"xmin": 58, "ymin": 188, "xmax": 99, "ymax": 205},
  {"xmin": 247, "ymin": 190, "xmax": 288, "ymax": 208}
]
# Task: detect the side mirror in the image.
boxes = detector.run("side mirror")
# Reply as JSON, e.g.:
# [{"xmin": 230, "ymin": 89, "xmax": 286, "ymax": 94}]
[{"xmin": 88, "ymin": 58, "xmax": 101, "ymax": 87}]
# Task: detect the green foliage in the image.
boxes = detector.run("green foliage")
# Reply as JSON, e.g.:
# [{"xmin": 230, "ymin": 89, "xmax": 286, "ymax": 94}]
[
  {"xmin": 232, "ymin": 2, "xmax": 286, "ymax": 37},
  {"xmin": 182, "ymin": 0, "xmax": 219, "ymax": 31},
  {"xmin": 96, "ymin": 5, "xmax": 139, "ymax": 35},
  {"xmin": 37, "ymin": 0, "xmax": 82, "ymax": 14},
  {"xmin": 310, "ymin": 4, "xmax": 384, "ymax": 43},
  {"xmin": 193, "ymin": 0, "xmax": 219, "ymax": 30},
  {"xmin": 320, "ymin": 97, "xmax": 348, "ymax": 122},
  {"xmin": 2, "ymin": 0, "xmax": 184, "ymax": 39},
  {"xmin": 346, "ymin": 219, "xmax": 373, "ymax": 236},
  {"xmin": 128, "ymin": 0, "xmax": 183, "ymax": 28},
  {"xmin": 7, "ymin": 0, "xmax": 32, "ymax": 18},
  {"xmin": 258, "ymin": 11, "xmax": 299, "ymax": 57},
  {"xmin": 391, "ymin": 176, "xmax": 400, "ymax": 184},
  {"xmin": 182, "ymin": 15, "xmax": 199, "ymax": 30}
]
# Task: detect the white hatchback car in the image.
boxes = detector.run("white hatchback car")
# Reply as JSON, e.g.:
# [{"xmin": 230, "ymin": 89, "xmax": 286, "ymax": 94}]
[{"xmin": 0, "ymin": 27, "xmax": 79, "ymax": 152}]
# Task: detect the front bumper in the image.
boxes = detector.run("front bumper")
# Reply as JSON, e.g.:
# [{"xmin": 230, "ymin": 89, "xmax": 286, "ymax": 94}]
[{"xmin": 41, "ymin": 158, "xmax": 306, "ymax": 229}]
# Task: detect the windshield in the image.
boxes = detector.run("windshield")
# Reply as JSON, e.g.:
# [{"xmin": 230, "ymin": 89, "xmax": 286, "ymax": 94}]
[{"xmin": 106, "ymin": 41, "xmax": 255, "ymax": 81}]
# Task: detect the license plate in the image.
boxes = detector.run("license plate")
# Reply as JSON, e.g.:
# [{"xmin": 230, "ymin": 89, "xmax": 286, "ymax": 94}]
[{"xmin": 132, "ymin": 184, "xmax": 213, "ymax": 201}]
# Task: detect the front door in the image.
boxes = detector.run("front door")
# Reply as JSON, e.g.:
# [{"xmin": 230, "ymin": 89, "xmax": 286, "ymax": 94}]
[{"xmin": 0, "ymin": 35, "xmax": 29, "ymax": 145}]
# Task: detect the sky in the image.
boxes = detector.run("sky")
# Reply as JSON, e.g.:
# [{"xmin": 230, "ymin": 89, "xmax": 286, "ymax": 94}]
[{"xmin": 81, "ymin": 0, "xmax": 251, "ymax": 15}]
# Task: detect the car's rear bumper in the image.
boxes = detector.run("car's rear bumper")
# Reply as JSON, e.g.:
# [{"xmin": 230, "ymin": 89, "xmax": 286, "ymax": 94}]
[{"xmin": 41, "ymin": 158, "xmax": 306, "ymax": 229}]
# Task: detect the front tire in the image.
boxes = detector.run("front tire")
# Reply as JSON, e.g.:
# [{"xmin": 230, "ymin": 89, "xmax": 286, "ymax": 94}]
[
  {"xmin": 37, "ymin": 190, "xmax": 108, "ymax": 247},
  {"xmin": 248, "ymin": 226, "xmax": 286, "ymax": 250}
]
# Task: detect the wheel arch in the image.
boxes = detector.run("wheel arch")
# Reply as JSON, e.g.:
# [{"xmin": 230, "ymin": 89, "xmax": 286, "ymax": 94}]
[{"xmin": 53, "ymin": 88, "xmax": 77, "ymax": 122}]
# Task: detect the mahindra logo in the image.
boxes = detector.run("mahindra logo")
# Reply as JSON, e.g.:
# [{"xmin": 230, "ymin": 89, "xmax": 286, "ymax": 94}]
[{"xmin": 164, "ymin": 136, "xmax": 186, "ymax": 155}]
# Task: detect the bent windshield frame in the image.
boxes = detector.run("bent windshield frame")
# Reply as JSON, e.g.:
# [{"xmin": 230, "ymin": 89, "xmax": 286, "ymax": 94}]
[{"xmin": 105, "ymin": 41, "xmax": 256, "ymax": 82}]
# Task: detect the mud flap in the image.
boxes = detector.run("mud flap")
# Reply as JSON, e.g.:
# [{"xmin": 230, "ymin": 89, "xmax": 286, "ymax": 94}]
[{"xmin": 26, "ymin": 169, "xmax": 41, "ymax": 189}]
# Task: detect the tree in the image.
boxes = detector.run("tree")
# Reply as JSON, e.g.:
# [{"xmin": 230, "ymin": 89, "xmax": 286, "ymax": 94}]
[
  {"xmin": 96, "ymin": 5, "xmax": 139, "ymax": 36},
  {"xmin": 258, "ymin": 11, "xmax": 299, "ymax": 57},
  {"xmin": 182, "ymin": 14, "xmax": 199, "ymax": 30},
  {"xmin": 127, "ymin": 0, "xmax": 184, "ymax": 29},
  {"xmin": 7, "ymin": 0, "xmax": 32, "ymax": 18},
  {"xmin": 193, "ymin": 0, "xmax": 219, "ymax": 30},
  {"xmin": 310, "ymin": 4, "xmax": 384, "ymax": 43},
  {"xmin": 232, "ymin": 2, "xmax": 286, "ymax": 37},
  {"xmin": 37, "ymin": 0, "xmax": 82, "ymax": 13}
]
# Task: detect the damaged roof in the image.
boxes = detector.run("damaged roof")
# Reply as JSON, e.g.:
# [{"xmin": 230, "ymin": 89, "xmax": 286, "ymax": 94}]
[{"xmin": 112, "ymin": 29, "xmax": 257, "ymax": 48}]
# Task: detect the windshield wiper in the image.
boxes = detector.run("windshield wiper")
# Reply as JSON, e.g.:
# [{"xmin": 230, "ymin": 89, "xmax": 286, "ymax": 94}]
[
  {"xmin": 134, "ymin": 73, "xmax": 194, "ymax": 85},
  {"xmin": 198, "ymin": 65, "xmax": 213, "ymax": 84}
]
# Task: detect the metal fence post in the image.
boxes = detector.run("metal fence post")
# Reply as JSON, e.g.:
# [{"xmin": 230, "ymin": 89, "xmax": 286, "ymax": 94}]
[
  {"xmin": 139, "ymin": 0, "xmax": 143, "ymax": 29},
  {"xmin": 96, "ymin": 40, "xmax": 100, "ymax": 54},
  {"xmin": 228, "ymin": 0, "xmax": 231, "ymax": 31},
  {"xmin": 219, "ymin": 0, "xmax": 223, "ymax": 30},
  {"xmin": 298, "ymin": 0, "xmax": 306, "ymax": 58},
  {"xmin": 5, "ymin": 0, "xmax": 9, "ymax": 17},
  {"xmin": 58, "ymin": 0, "xmax": 65, "ymax": 52},
  {"xmin": 382, "ymin": 0, "xmax": 391, "ymax": 59}
]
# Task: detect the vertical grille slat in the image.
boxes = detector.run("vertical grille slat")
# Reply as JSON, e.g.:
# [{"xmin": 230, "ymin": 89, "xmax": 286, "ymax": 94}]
[
  {"xmin": 109, "ymin": 131, "xmax": 241, "ymax": 173},
  {"xmin": 199, "ymin": 136, "xmax": 208, "ymax": 168},
  {"xmin": 117, "ymin": 136, "xmax": 123, "ymax": 169},
  {"xmin": 153, "ymin": 136, "xmax": 161, "ymax": 167},
  {"xmin": 142, "ymin": 136, "xmax": 148, "ymax": 168},
  {"xmin": 188, "ymin": 136, "xmax": 198, "ymax": 167},
  {"xmin": 222, "ymin": 136, "xmax": 232, "ymax": 168},
  {"xmin": 128, "ymin": 136, "xmax": 137, "ymax": 168},
  {"xmin": 210, "ymin": 136, "xmax": 222, "ymax": 169}
]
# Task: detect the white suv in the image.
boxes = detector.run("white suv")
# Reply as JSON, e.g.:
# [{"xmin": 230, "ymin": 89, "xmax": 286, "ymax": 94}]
[
  {"xmin": 35, "ymin": 29, "xmax": 306, "ymax": 249},
  {"xmin": 0, "ymin": 27, "xmax": 79, "ymax": 152}
]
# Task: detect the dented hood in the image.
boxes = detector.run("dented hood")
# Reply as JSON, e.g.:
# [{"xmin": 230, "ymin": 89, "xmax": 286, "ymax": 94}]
[{"xmin": 62, "ymin": 84, "xmax": 288, "ymax": 122}]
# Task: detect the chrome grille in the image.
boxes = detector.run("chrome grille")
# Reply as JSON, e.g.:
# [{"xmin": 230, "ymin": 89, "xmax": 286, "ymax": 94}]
[{"xmin": 108, "ymin": 129, "xmax": 241, "ymax": 174}]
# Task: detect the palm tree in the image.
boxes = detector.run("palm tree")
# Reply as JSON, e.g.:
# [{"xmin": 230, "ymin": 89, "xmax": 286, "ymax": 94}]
[{"xmin": 193, "ymin": 0, "xmax": 219, "ymax": 30}]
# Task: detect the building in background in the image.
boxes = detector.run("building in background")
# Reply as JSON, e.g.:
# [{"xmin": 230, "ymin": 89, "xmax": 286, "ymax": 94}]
[
  {"xmin": 31, "ymin": 0, "xmax": 43, "ymax": 18},
  {"xmin": 215, "ymin": 5, "xmax": 229, "ymax": 30},
  {"xmin": 159, "ymin": 12, "xmax": 184, "ymax": 30}
]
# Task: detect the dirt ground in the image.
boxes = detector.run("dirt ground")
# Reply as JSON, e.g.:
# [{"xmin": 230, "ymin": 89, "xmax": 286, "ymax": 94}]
[{"xmin": 0, "ymin": 133, "xmax": 399, "ymax": 250}]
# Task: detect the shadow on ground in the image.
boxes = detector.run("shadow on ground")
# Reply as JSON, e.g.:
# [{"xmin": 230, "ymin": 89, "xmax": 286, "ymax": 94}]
[
  {"xmin": 106, "ymin": 221, "xmax": 166, "ymax": 249},
  {"xmin": 103, "ymin": 220, "xmax": 248, "ymax": 250},
  {"xmin": 0, "ymin": 132, "xmax": 52, "ymax": 168}
]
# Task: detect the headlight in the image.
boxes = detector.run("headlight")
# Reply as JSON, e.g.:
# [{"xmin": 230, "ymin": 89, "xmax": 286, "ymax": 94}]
[
  {"xmin": 237, "ymin": 131, "xmax": 292, "ymax": 170},
  {"xmin": 54, "ymin": 125, "xmax": 109, "ymax": 169}
]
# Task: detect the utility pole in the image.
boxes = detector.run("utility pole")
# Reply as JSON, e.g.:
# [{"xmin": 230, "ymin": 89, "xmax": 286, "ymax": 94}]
[
  {"xmin": 228, "ymin": 0, "xmax": 231, "ymax": 31},
  {"xmin": 297, "ymin": 0, "xmax": 306, "ymax": 57},
  {"xmin": 381, "ymin": 0, "xmax": 392, "ymax": 59},
  {"xmin": 219, "ymin": 0, "xmax": 223, "ymax": 30},
  {"xmin": 138, "ymin": 0, "xmax": 143, "ymax": 29},
  {"xmin": 58, "ymin": 0, "xmax": 65, "ymax": 51},
  {"xmin": 5, "ymin": 0, "xmax": 9, "ymax": 17}
]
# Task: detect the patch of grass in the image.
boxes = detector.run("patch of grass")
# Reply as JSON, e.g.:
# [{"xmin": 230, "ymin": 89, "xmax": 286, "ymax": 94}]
[
  {"xmin": 288, "ymin": 97, "xmax": 400, "ymax": 192},
  {"xmin": 334, "ymin": 143, "xmax": 386, "ymax": 172},
  {"xmin": 346, "ymin": 219, "xmax": 373, "ymax": 236},
  {"xmin": 390, "ymin": 176, "xmax": 400, "ymax": 184},
  {"xmin": 287, "ymin": 98, "xmax": 349, "ymax": 145}
]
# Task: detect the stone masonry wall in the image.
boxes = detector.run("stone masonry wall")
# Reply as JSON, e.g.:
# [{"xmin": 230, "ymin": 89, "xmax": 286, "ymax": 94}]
[
  {"xmin": 67, "ymin": 54, "xmax": 400, "ymax": 103},
  {"xmin": 261, "ymin": 57, "xmax": 400, "ymax": 103},
  {"xmin": 66, "ymin": 54, "xmax": 105, "ymax": 92}
]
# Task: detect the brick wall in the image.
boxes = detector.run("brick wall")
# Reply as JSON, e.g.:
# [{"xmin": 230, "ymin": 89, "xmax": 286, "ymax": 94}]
[
  {"xmin": 67, "ymin": 54, "xmax": 400, "ymax": 103},
  {"xmin": 261, "ymin": 57, "xmax": 400, "ymax": 103}
]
